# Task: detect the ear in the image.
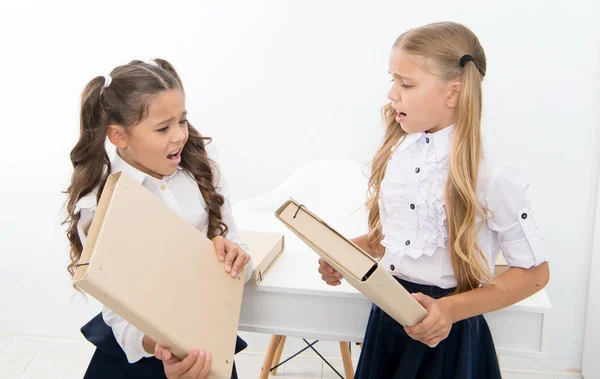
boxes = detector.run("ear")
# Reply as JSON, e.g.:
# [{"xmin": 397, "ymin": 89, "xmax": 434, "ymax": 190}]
[
  {"xmin": 445, "ymin": 81, "xmax": 462, "ymax": 109},
  {"xmin": 106, "ymin": 124, "xmax": 129, "ymax": 149}
]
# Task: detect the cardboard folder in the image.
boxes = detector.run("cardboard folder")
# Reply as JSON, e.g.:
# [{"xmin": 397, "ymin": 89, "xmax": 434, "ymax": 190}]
[
  {"xmin": 73, "ymin": 171, "xmax": 245, "ymax": 378},
  {"xmin": 239, "ymin": 229, "xmax": 285, "ymax": 285},
  {"xmin": 274, "ymin": 199, "xmax": 428, "ymax": 327}
]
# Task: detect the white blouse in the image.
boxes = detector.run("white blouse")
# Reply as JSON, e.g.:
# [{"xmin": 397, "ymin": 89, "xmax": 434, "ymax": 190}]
[
  {"xmin": 75, "ymin": 145, "xmax": 253, "ymax": 363},
  {"xmin": 378, "ymin": 125, "xmax": 547, "ymax": 289}
]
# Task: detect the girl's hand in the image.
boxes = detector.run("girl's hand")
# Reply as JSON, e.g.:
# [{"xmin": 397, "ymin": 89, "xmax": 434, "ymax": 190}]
[
  {"xmin": 155, "ymin": 344, "xmax": 211, "ymax": 379},
  {"xmin": 404, "ymin": 293, "xmax": 455, "ymax": 347},
  {"xmin": 213, "ymin": 236, "xmax": 251, "ymax": 279},
  {"xmin": 318, "ymin": 258, "xmax": 343, "ymax": 286}
]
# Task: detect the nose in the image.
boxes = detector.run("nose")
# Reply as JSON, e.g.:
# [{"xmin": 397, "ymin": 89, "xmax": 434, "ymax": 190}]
[
  {"xmin": 172, "ymin": 127, "xmax": 186, "ymax": 143},
  {"xmin": 387, "ymin": 86, "xmax": 400, "ymax": 102}
]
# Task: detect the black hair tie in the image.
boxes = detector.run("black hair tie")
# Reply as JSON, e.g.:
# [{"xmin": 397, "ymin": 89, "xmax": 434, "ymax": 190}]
[
  {"xmin": 460, "ymin": 54, "xmax": 484, "ymax": 76},
  {"xmin": 460, "ymin": 54, "xmax": 476, "ymax": 67}
]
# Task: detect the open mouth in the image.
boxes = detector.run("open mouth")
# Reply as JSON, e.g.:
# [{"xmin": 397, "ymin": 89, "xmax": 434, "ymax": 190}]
[
  {"xmin": 396, "ymin": 111, "xmax": 407, "ymax": 123},
  {"xmin": 167, "ymin": 149, "xmax": 181, "ymax": 162}
]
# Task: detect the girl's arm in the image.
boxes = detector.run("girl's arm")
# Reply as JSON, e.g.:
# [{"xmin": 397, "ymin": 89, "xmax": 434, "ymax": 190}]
[
  {"xmin": 405, "ymin": 262, "xmax": 549, "ymax": 346},
  {"xmin": 406, "ymin": 164, "xmax": 550, "ymax": 346},
  {"xmin": 448, "ymin": 164, "xmax": 551, "ymax": 319},
  {"xmin": 443, "ymin": 262, "xmax": 549, "ymax": 322}
]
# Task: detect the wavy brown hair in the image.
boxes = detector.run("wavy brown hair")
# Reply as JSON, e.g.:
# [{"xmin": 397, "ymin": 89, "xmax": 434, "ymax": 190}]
[
  {"xmin": 63, "ymin": 59, "xmax": 227, "ymax": 277},
  {"xmin": 367, "ymin": 22, "xmax": 493, "ymax": 293}
]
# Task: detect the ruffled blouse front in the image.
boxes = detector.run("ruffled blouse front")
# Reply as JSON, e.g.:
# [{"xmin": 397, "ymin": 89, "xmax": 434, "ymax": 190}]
[{"xmin": 377, "ymin": 125, "xmax": 547, "ymax": 288}]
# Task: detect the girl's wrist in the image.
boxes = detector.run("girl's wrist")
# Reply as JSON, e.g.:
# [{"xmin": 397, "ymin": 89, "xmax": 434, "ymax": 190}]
[
  {"xmin": 142, "ymin": 335, "xmax": 157, "ymax": 355},
  {"xmin": 439, "ymin": 295, "xmax": 458, "ymax": 323}
]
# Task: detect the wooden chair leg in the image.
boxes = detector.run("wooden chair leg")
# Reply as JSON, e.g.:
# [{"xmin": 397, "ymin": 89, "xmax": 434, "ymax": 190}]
[
  {"xmin": 270, "ymin": 336, "xmax": 287, "ymax": 375},
  {"xmin": 339, "ymin": 341, "xmax": 354, "ymax": 379},
  {"xmin": 260, "ymin": 335, "xmax": 282, "ymax": 379}
]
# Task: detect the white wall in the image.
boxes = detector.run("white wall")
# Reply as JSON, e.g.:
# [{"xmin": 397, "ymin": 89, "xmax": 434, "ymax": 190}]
[{"xmin": 0, "ymin": 0, "xmax": 598, "ymax": 373}]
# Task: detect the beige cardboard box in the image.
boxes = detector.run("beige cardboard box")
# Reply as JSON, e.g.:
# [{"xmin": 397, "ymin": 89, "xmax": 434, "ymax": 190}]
[
  {"xmin": 73, "ymin": 171, "xmax": 245, "ymax": 378},
  {"xmin": 275, "ymin": 199, "xmax": 428, "ymax": 327},
  {"xmin": 239, "ymin": 229, "xmax": 284, "ymax": 285}
]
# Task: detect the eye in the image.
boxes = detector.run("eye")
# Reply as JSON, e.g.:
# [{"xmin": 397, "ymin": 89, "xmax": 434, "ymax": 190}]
[
  {"xmin": 157, "ymin": 126, "xmax": 168, "ymax": 133},
  {"xmin": 179, "ymin": 119, "xmax": 188, "ymax": 125},
  {"xmin": 402, "ymin": 84, "xmax": 412, "ymax": 89}
]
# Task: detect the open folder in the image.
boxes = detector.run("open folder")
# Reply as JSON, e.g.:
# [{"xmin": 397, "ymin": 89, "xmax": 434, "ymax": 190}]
[
  {"xmin": 73, "ymin": 171, "xmax": 245, "ymax": 378},
  {"xmin": 275, "ymin": 199, "xmax": 428, "ymax": 327}
]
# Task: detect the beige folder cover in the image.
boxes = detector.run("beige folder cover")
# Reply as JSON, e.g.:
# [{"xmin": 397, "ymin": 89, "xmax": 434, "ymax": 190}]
[
  {"xmin": 275, "ymin": 199, "xmax": 428, "ymax": 327},
  {"xmin": 73, "ymin": 171, "xmax": 245, "ymax": 378},
  {"xmin": 239, "ymin": 229, "xmax": 285, "ymax": 285}
]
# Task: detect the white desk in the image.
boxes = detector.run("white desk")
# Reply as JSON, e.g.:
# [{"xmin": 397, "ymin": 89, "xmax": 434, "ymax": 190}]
[
  {"xmin": 233, "ymin": 160, "xmax": 552, "ymax": 361},
  {"xmin": 234, "ymin": 211, "xmax": 552, "ymax": 361}
]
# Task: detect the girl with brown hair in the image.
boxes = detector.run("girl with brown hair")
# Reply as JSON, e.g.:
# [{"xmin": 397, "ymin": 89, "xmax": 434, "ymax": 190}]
[{"xmin": 64, "ymin": 58, "xmax": 252, "ymax": 379}]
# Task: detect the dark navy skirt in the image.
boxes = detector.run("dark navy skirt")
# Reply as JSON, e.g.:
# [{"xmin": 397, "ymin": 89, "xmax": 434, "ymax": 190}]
[
  {"xmin": 355, "ymin": 278, "xmax": 502, "ymax": 379},
  {"xmin": 80, "ymin": 313, "xmax": 247, "ymax": 379}
]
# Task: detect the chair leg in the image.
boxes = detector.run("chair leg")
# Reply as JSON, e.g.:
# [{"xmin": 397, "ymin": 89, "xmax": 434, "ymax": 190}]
[
  {"xmin": 260, "ymin": 335, "xmax": 282, "ymax": 379},
  {"xmin": 270, "ymin": 336, "xmax": 287, "ymax": 375},
  {"xmin": 339, "ymin": 341, "xmax": 354, "ymax": 379}
]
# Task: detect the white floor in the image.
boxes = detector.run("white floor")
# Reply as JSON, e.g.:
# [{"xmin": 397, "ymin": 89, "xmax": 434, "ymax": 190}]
[{"xmin": 0, "ymin": 335, "xmax": 582, "ymax": 379}]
